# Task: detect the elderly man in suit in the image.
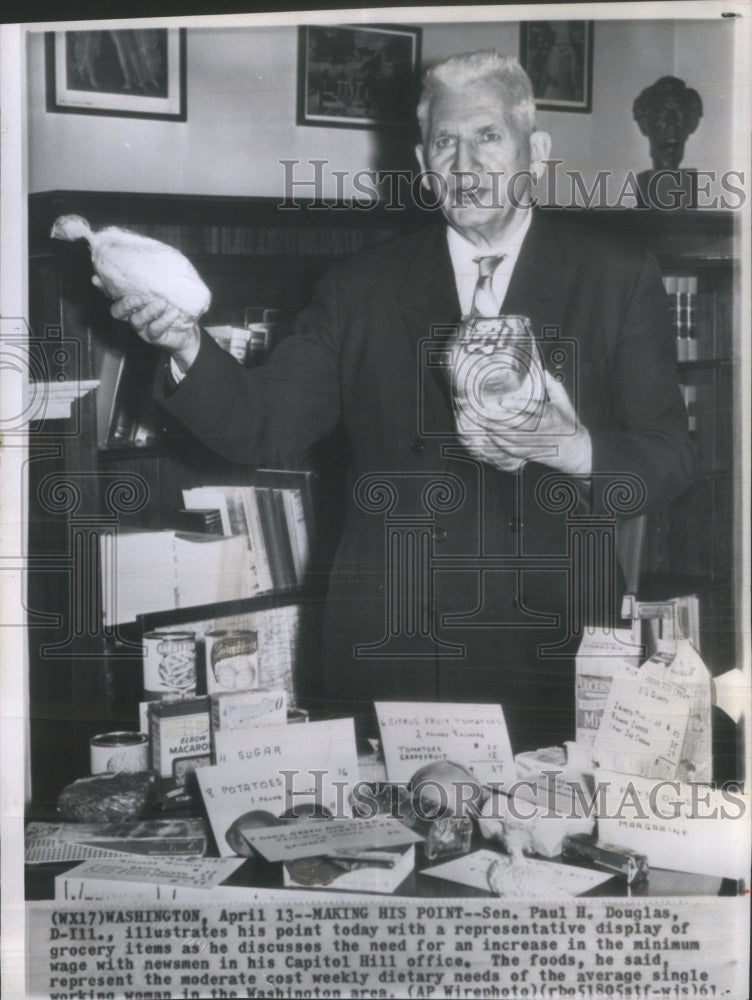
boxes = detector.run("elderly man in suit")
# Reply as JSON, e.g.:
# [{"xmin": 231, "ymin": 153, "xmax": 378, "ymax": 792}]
[{"xmin": 112, "ymin": 51, "xmax": 695, "ymax": 750}]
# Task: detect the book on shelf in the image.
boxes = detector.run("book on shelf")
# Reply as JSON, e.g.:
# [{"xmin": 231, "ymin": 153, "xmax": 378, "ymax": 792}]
[
  {"xmin": 663, "ymin": 273, "xmax": 698, "ymax": 362},
  {"xmin": 685, "ymin": 275, "xmax": 698, "ymax": 361},
  {"xmin": 100, "ymin": 529, "xmax": 254, "ymax": 625},
  {"xmin": 181, "ymin": 486, "xmax": 232, "ymax": 535},
  {"xmin": 182, "ymin": 472, "xmax": 313, "ymax": 594},
  {"xmin": 241, "ymin": 486, "xmax": 274, "ymax": 592},
  {"xmin": 678, "ymin": 382, "xmax": 698, "ymax": 434},
  {"xmin": 697, "ymin": 288, "xmax": 726, "ymax": 360},
  {"xmin": 281, "ymin": 487, "xmax": 309, "ymax": 584},
  {"xmin": 93, "ymin": 328, "xmax": 128, "ymax": 446},
  {"xmin": 173, "ymin": 532, "xmax": 254, "ymax": 610},
  {"xmin": 255, "ymin": 487, "xmax": 288, "ymax": 590},
  {"xmin": 663, "ymin": 274, "xmax": 680, "ymax": 354},
  {"xmin": 205, "ymin": 311, "xmax": 278, "ymax": 368},
  {"xmin": 103, "ymin": 335, "xmax": 161, "ymax": 447},
  {"xmin": 168, "ymin": 507, "xmax": 224, "ymax": 535}
]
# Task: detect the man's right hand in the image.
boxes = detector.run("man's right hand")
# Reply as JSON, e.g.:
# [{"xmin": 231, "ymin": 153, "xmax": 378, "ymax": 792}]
[{"xmin": 102, "ymin": 280, "xmax": 201, "ymax": 374}]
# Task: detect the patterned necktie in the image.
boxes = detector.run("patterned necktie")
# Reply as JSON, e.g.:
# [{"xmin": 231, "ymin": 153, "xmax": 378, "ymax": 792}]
[{"xmin": 470, "ymin": 253, "xmax": 506, "ymax": 317}]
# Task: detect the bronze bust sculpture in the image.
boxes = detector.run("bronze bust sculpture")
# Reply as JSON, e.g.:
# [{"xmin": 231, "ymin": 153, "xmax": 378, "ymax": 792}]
[{"xmin": 633, "ymin": 76, "xmax": 703, "ymax": 207}]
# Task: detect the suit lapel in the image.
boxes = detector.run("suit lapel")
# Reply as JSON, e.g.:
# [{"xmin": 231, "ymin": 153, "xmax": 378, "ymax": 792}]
[
  {"xmin": 392, "ymin": 224, "xmax": 461, "ymax": 339},
  {"xmin": 392, "ymin": 225, "xmax": 461, "ymax": 427},
  {"xmin": 502, "ymin": 210, "xmax": 571, "ymax": 326}
]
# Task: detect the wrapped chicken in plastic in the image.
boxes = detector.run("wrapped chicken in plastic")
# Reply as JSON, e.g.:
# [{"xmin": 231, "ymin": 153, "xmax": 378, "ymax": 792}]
[{"xmin": 51, "ymin": 215, "xmax": 211, "ymax": 320}]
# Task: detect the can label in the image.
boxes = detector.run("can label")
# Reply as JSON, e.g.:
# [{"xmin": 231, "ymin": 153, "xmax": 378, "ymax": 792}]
[
  {"xmin": 203, "ymin": 629, "xmax": 258, "ymax": 695},
  {"xmin": 90, "ymin": 731, "xmax": 149, "ymax": 774},
  {"xmin": 143, "ymin": 631, "xmax": 196, "ymax": 700}
]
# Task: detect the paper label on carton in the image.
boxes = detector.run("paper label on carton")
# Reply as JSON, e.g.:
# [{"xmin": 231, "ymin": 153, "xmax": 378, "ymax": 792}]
[
  {"xmin": 575, "ymin": 628, "xmax": 642, "ymax": 746},
  {"xmin": 592, "ymin": 640, "xmax": 712, "ymax": 781},
  {"xmin": 210, "ymin": 689, "xmax": 287, "ymax": 732}
]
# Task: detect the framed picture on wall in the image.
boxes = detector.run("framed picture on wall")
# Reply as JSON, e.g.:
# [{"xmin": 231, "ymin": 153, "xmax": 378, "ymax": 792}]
[
  {"xmin": 45, "ymin": 28, "xmax": 187, "ymax": 120},
  {"xmin": 519, "ymin": 21, "xmax": 593, "ymax": 113},
  {"xmin": 297, "ymin": 24, "xmax": 421, "ymax": 130}
]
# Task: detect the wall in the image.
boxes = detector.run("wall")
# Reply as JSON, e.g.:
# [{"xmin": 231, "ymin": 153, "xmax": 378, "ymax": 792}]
[{"xmin": 26, "ymin": 17, "xmax": 737, "ymax": 202}]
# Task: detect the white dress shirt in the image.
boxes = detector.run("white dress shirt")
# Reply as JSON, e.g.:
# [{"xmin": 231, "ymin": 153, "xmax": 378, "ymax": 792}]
[{"xmin": 446, "ymin": 209, "xmax": 533, "ymax": 317}]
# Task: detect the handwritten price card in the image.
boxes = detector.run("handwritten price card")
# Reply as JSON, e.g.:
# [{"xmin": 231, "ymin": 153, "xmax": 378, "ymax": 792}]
[
  {"xmin": 59, "ymin": 855, "xmax": 245, "ymax": 890},
  {"xmin": 421, "ymin": 849, "xmax": 612, "ymax": 895},
  {"xmin": 375, "ymin": 702, "xmax": 515, "ymax": 787},
  {"xmin": 198, "ymin": 717, "xmax": 359, "ymax": 856},
  {"xmin": 593, "ymin": 661, "xmax": 691, "ymax": 779},
  {"xmin": 596, "ymin": 769, "xmax": 749, "ymax": 880},
  {"xmin": 246, "ymin": 814, "xmax": 423, "ymax": 863}
]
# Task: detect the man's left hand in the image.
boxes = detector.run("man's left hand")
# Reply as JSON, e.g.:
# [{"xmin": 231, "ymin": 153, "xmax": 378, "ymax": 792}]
[{"xmin": 455, "ymin": 371, "xmax": 592, "ymax": 476}]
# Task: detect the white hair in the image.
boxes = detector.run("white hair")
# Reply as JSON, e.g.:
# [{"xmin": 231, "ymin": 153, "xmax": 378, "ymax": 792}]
[{"xmin": 417, "ymin": 50, "xmax": 536, "ymax": 141}]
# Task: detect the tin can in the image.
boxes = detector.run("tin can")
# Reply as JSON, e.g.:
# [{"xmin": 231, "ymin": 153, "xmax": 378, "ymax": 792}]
[
  {"xmin": 203, "ymin": 629, "xmax": 258, "ymax": 694},
  {"xmin": 90, "ymin": 731, "xmax": 149, "ymax": 775},
  {"xmin": 143, "ymin": 631, "xmax": 196, "ymax": 700}
]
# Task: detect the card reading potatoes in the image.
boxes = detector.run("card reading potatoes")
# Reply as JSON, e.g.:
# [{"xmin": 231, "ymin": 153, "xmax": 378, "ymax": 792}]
[
  {"xmin": 196, "ymin": 717, "xmax": 359, "ymax": 856},
  {"xmin": 375, "ymin": 702, "xmax": 515, "ymax": 787}
]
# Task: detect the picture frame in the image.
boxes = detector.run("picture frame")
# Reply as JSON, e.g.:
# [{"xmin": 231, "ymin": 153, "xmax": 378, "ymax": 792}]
[
  {"xmin": 297, "ymin": 24, "xmax": 421, "ymax": 130},
  {"xmin": 45, "ymin": 28, "xmax": 186, "ymax": 121},
  {"xmin": 519, "ymin": 21, "xmax": 593, "ymax": 113}
]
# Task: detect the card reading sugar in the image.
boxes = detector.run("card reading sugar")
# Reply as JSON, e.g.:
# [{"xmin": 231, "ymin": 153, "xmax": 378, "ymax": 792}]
[
  {"xmin": 196, "ymin": 717, "xmax": 359, "ymax": 856},
  {"xmin": 375, "ymin": 702, "xmax": 515, "ymax": 787}
]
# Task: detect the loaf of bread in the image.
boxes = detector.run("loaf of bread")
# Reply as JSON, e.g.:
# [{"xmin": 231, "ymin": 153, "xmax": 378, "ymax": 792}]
[{"xmin": 57, "ymin": 771, "xmax": 158, "ymax": 822}]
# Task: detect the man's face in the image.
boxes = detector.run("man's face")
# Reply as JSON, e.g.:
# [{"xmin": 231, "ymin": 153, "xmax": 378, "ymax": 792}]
[
  {"xmin": 416, "ymin": 78, "xmax": 550, "ymax": 245},
  {"xmin": 646, "ymin": 96, "xmax": 689, "ymax": 169}
]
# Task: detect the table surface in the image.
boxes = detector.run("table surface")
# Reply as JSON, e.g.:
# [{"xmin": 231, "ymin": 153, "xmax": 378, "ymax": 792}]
[{"xmin": 25, "ymin": 844, "xmax": 736, "ymax": 902}]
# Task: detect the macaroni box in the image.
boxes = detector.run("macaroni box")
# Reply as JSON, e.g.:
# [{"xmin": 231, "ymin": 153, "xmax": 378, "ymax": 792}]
[{"xmin": 149, "ymin": 698, "xmax": 212, "ymax": 809}]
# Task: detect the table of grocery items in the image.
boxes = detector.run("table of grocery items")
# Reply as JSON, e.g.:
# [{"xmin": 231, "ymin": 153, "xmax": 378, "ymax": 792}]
[
  {"xmin": 26, "ymin": 598, "xmax": 746, "ymax": 903},
  {"xmin": 25, "ymin": 726, "xmax": 739, "ymax": 903}
]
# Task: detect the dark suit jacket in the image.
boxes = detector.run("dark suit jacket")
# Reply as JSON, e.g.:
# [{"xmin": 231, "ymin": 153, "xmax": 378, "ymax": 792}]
[{"xmin": 157, "ymin": 211, "xmax": 696, "ymax": 749}]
